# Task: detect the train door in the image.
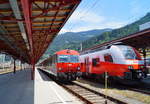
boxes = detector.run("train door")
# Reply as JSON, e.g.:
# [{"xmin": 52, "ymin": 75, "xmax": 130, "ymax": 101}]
[{"xmin": 85, "ymin": 57, "xmax": 90, "ymax": 73}]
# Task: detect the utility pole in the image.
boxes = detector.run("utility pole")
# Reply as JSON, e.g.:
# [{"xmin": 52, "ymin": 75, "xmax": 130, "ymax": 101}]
[
  {"xmin": 105, "ymin": 71, "xmax": 108, "ymax": 104},
  {"xmin": 80, "ymin": 43, "xmax": 83, "ymax": 51}
]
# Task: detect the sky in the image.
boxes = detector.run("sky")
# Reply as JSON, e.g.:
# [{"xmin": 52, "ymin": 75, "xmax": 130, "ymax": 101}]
[{"xmin": 59, "ymin": 0, "xmax": 150, "ymax": 33}]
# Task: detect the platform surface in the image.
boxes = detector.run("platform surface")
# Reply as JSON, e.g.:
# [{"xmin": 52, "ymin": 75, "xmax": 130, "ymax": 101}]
[
  {"xmin": 0, "ymin": 69, "xmax": 34, "ymax": 104},
  {"xmin": 0, "ymin": 69, "xmax": 82, "ymax": 104}
]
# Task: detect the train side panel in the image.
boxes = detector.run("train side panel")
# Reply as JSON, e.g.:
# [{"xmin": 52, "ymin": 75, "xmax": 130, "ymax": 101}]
[
  {"xmin": 39, "ymin": 49, "xmax": 80, "ymax": 81},
  {"xmin": 79, "ymin": 45, "xmax": 145, "ymax": 81}
]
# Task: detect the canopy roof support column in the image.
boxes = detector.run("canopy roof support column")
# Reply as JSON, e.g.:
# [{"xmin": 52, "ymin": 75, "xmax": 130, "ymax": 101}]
[
  {"xmin": 20, "ymin": 0, "xmax": 33, "ymax": 52},
  {"xmin": 31, "ymin": 63, "xmax": 35, "ymax": 80},
  {"xmin": 21, "ymin": 0, "xmax": 35, "ymax": 80}
]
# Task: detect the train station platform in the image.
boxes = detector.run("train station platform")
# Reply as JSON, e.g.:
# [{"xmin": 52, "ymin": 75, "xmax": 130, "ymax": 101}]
[{"xmin": 0, "ymin": 68, "xmax": 82, "ymax": 104}]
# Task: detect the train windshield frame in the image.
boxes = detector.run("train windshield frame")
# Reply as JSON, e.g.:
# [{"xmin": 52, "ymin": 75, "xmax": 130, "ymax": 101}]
[
  {"xmin": 117, "ymin": 45, "xmax": 138, "ymax": 59},
  {"xmin": 58, "ymin": 55, "xmax": 79, "ymax": 63}
]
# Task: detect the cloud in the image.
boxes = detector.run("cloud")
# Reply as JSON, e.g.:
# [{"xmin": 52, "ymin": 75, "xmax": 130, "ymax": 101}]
[
  {"xmin": 103, "ymin": 21, "xmax": 127, "ymax": 29},
  {"xmin": 59, "ymin": 28, "xmax": 71, "ymax": 34},
  {"xmin": 67, "ymin": 10, "xmax": 105, "ymax": 24},
  {"xmin": 59, "ymin": 8, "xmax": 128, "ymax": 33},
  {"xmin": 59, "ymin": 21, "xmax": 127, "ymax": 33},
  {"xmin": 75, "ymin": 21, "xmax": 126, "ymax": 31}
]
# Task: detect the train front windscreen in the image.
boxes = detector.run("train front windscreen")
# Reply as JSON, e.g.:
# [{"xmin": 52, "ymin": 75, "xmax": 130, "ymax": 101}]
[
  {"xmin": 117, "ymin": 45, "xmax": 140, "ymax": 59},
  {"xmin": 58, "ymin": 55, "xmax": 79, "ymax": 63}
]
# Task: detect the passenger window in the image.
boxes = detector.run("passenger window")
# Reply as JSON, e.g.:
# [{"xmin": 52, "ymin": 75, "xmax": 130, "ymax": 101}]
[
  {"xmin": 92, "ymin": 58, "xmax": 100, "ymax": 66},
  {"xmin": 104, "ymin": 54, "xmax": 113, "ymax": 62}
]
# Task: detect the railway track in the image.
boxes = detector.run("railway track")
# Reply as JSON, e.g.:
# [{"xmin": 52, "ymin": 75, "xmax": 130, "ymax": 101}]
[
  {"xmin": 128, "ymin": 87, "xmax": 150, "ymax": 95},
  {"xmin": 39, "ymin": 69, "xmax": 149, "ymax": 103},
  {"xmin": 59, "ymin": 82, "xmax": 127, "ymax": 104},
  {"xmin": 82, "ymin": 78, "xmax": 150, "ymax": 96},
  {"xmin": 39, "ymin": 69, "xmax": 128, "ymax": 104},
  {"xmin": 110, "ymin": 81, "xmax": 150, "ymax": 96}
]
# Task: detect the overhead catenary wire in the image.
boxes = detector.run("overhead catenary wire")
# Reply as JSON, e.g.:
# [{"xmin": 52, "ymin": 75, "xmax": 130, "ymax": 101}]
[
  {"xmin": 68, "ymin": 0, "xmax": 101, "ymax": 32},
  {"xmin": 61, "ymin": 0, "xmax": 102, "ymax": 50},
  {"xmin": 62, "ymin": 0, "xmax": 150, "ymax": 51},
  {"xmin": 64, "ymin": 0, "xmax": 92, "ymax": 32}
]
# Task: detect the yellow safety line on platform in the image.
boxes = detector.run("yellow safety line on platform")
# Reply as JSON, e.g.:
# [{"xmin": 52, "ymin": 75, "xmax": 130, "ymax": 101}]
[{"xmin": 0, "ymin": 70, "xmax": 13, "ymax": 75}]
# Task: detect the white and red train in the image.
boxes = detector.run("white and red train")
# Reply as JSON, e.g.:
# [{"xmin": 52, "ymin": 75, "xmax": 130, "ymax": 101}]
[
  {"xmin": 39, "ymin": 49, "xmax": 80, "ymax": 81},
  {"xmin": 79, "ymin": 44, "xmax": 146, "ymax": 83},
  {"xmin": 39, "ymin": 44, "xmax": 146, "ymax": 83}
]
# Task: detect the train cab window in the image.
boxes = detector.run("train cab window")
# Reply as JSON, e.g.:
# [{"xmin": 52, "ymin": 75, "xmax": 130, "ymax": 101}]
[
  {"xmin": 104, "ymin": 54, "xmax": 113, "ymax": 62},
  {"xmin": 92, "ymin": 58, "xmax": 100, "ymax": 66},
  {"xmin": 58, "ymin": 55, "xmax": 69, "ymax": 63},
  {"xmin": 117, "ymin": 45, "xmax": 138, "ymax": 59},
  {"xmin": 70, "ymin": 55, "xmax": 79, "ymax": 63}
]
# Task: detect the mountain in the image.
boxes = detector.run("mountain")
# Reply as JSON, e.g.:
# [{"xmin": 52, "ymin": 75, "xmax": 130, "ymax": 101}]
[
  {"xmin": 44, "ymin": 29, "xmax": 112, "ymax": 55},
  {"xmin": 82, "ymin": 12, "xmax": 150, "ymax": 49},
  {"xmin": 40, "ymin": 12, "xmax": 150, "ymax": 60}
]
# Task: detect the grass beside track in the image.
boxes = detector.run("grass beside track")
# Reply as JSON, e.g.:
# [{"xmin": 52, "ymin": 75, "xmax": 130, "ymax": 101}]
[
  {"xmin": 76, "ymin": 79, "xmax": 150, "ymax": 104},
  {"xmin": 112, "ymin": 89, "xmax": 150, "ymax": 104}
]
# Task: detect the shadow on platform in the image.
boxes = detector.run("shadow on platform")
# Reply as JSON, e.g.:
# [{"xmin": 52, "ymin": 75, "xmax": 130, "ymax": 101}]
[{"xmin": 0, "ymin": 69, "xmax": 34, "ymax": 104}]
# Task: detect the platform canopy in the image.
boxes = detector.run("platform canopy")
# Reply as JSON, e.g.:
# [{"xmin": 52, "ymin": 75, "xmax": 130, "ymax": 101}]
[{"xmin": 0, "ymin": 0, "xmax": 80, "ymax": 64}]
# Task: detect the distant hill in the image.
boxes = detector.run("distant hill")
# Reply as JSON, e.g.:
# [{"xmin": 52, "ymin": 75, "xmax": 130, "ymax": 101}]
[
  {"xmin": 82, "ymin": 13, "xmax": 150, "ymax": 49},
  {"xmin": 44, "ymin": 29, "xmax": 112, "ymax": 54},
  {"xmin": 41, "ymin": 12, "xmax": 150, "ymax": 60}
]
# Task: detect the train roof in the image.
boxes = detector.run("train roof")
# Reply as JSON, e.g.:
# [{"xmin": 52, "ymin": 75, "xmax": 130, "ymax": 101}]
[
  {"xmin": 55, "ymin": 49, "xmax": 79, "ymax": 55},
  {"xmin": 80, "ymin": 43, "xmax": 125, "ymax": 55}
]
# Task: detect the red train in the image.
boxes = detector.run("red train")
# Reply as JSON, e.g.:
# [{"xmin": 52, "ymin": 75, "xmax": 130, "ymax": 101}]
[
  {"xmin": 79, "ymin": 44, "xmax": 146, "ymax": 84},
  {"xmin": 39, "ymin": 49, "xmax": 80, "ymax": 81}
]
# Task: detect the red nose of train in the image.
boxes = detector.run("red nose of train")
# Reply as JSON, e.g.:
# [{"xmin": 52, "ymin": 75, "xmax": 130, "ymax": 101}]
[{"xmin": 57, "ymin": 63, "xmax": 80, "ymax": 72}]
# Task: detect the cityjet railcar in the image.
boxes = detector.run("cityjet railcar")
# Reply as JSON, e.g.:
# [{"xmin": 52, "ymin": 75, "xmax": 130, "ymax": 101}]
[{"xmin": 80, "ymin": 45, "xmax": 146, "ymax": 84}]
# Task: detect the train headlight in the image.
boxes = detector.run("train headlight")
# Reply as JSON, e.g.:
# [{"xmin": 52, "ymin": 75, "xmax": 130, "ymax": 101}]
[
  {"xmin": 140, "ymin": 66, "xmax": 144, "ymax": 69},
  {"xmin": 77, "ymin": 67, "xmax": 80, "ymax": 71},
  {"xmin": 58, "ymin": 67, "xmax": 62, "ymax": 70},
  {"xmin": 68, "ymin": 64, "xmax": 72, "ymax": 66},
  {"xmin": 128, "ymin": 66, "xmax": 133, "ymax": 70}
]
